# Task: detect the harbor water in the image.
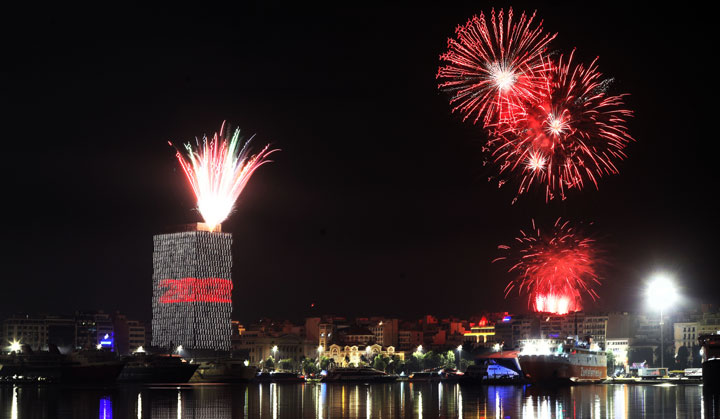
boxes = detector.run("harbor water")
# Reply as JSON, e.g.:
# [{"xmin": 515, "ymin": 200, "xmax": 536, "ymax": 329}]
[{"xmin": 1, "ymin": 382, "xmax": 717, "ymax": 418}]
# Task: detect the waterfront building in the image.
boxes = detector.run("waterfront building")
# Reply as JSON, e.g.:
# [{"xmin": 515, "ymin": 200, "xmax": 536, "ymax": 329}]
[
  {"xmin": 234, "ymin": 332, "xmax": 316, "ymax": 366},
  {"xmin": 606, "ymin": 338, "xmax": 631, "ymax": 371},
  {"xmin": 674, "ymin": 321, "xmax": 698, "ymax": 359},
  {"xmin": 45, "ymin": 315, "xmax": 76, "ymax": 349},
  {"xmin": 339, "ymin": 326, "xmax": 375, "ymax": 346},
  {"xmin": 583, "ymin": 314, "xmax": 609, "ymax": 349},
  {"xmin": 305, "ymin": 317, "xmax": 321, "ymax": 343},
  {"xmin": 127, "ymin": 320, "xmax": 146, "ymax": 353},
  {"xmin": 2, "ymin": 314, "xmax": 49, "ymax": 351},
  {"xmin": 151, "ymin": 223, "xmax": 233, "ymax": 351},
  {"xmin": 368, "ymin": 318, "xmax": 399, "ymax": 347},
  {"xmin": 463, "ymin": 317, "xmax": 495, "ymax": 344},
  {"xmin": 2, "ymin": 311, "xmax": 143, "ymax": 353},
  {"xmin": 509, "ymin": 315, "xmax": 539, "ymax": 348},
  {"xmin": 318, "ymin": 323, "xmax": 334, "ymax": 350},
  {"xmin": 397, "ymin": 329, "xmax": 423, "ymax": 351},
  {"xmin": 326, "ymin": 343, "xmax": 404, "ymax": 366}
]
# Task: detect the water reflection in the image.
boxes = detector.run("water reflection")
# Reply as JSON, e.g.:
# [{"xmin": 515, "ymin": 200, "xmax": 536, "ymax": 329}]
[
  {"xmin": 0, "ymin": 382, "xmax": 715, "ymax": 418},
  {"xmin": 10, "ymin": 386, "xmax": 18, "ymax": 419},
  {"xmin": 99, "ymin": 397, "xmax": 112, "ymax": 419}
]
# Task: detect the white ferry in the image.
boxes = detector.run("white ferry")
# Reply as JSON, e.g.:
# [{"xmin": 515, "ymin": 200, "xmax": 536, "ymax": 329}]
[{"xmin": 518, "ymin": 338, "xmax": 607, "ymax": 382}]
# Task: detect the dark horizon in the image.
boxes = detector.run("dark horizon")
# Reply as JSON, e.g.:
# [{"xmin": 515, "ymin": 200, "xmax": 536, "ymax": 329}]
[{"xmin": 2, "ymin": 2, "xmax": 717, "ymax": 324}]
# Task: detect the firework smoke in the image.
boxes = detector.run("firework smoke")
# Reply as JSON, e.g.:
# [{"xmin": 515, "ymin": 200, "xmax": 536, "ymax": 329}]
[
  {"xmin": 172, "ymin": 122, "xmax": 278, "ymax": 231},
  {"xmin": 494, "ymin": 218, "xmax": 601, "ymax": 315}
]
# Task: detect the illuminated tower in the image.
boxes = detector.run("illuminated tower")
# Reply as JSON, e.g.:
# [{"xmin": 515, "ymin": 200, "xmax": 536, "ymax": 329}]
[{"xmin": 151, "ymin": 223, "xmax": 233, "ymax": 350}]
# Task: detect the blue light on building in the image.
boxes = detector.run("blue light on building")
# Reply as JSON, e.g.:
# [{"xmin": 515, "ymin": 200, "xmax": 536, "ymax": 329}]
[{"xmin": 100, "ymin": 333, "xmax": 114, "ymax": 350}]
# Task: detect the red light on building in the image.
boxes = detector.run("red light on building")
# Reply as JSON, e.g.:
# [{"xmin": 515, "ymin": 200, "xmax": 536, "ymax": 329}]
[{"xmin": 158, "ymin": 278, "xmax": 233, "ymax": 303}]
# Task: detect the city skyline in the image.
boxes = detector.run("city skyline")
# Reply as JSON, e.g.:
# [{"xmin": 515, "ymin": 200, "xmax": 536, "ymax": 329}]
[{"xmin": 1, "ymin": 2, "xmax": 717, "ymax": 324}]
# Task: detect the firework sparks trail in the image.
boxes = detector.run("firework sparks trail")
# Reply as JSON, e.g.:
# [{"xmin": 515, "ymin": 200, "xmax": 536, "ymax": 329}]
[
  {"xmin": 437, "ymin": 8, "xmax": 556, "ymax": 127},
  {"xmin": 488, "ymin": 50, "xmax": 634, "ymax": 201},
  {"xmin": 493, "ymin": 218, "xmax": 601, "ymax": 315},
  {"xmin": 172, "ymin": 122, "xmax": 278, "ymax": 231}
]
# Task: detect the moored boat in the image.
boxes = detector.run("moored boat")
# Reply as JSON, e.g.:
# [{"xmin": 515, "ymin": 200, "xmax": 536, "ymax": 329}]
[
  {"xmin": 322, "ymin": 367, "xmax": 397, "ymax": 383},
  {"xmin": 118, "ymin": 353, "xmax": 198, "ymax": 383},
  {"xmin": 254, "ymin": 371, "xmax": 305, "ymax": 383},
  {"xmin": 699, "ymin": 333, "xmax": 720, "ymax": 387},
  {"xmin": 189, "ymin": 359, "xmax": 258, "ymax": 383},
  {"xmin": 409, "ymin": 368, "xmax": 461, "ymax": 382},
  {"xmin": 518, "ymin": 338, "xmax": 607, "ymax": 383},
  {"xmin": 0, "ymin": 346, "xmax": 125, "ymax": 384},
  {"xmin": 408, "ymin": 371, "xmax": 443, "ymax": 382}
]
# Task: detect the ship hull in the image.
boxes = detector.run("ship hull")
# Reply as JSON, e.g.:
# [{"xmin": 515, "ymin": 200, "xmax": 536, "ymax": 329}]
[
  {"xmin": 703, "ymin": 359, "xmax": 720, "ymax": 388},
  {"xmin": 1, "ymin": 356, "xmax": 125, "ymax": 384},
  {"xmin": 189, "ymin": 363, "xmax": 258, "ymax": 383},
  {"xmin": 118, "ymin": 364, "xmax": 199, "ymax": 383},
  {"xmin": 520, "ymin": 355, "xmax": 607, "ymax": 383},
  {"xmin": 322, "ymin": 375, "xmax": 398, "ymax": 383},
  {"xmin": 60, "ymin": 362, "xmax": 126, "ymax": 384}
]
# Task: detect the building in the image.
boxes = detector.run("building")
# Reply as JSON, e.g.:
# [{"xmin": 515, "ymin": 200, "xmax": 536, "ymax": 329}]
[
  {"xmin": 319, "ymin": 323, "xmax": 334, "ymax": 350},
  {"xmin": 127, "ymin": 320, "xmax": 146, "ymax": 352},
  {"xmin": 339, "ymin": 326, "xmax": 375, "ymax": 346},
  {"xmin": 2, "ymin": 314, "xmax": 49, "ymax": 350},
  {"xmin": 234, "ymin": 332, "xmax": 316, "ymax": 367},
  {"xmin": 463, "ymin": 317, "xmax": 495, "ymax": 344},
  {"xmin": 398, "ymin": 330, "xmax": 423, "ymax": 351},
  {"xmin": 606, "ymin": 338, "xmax": 630, "ymax": 371},
  {"xmin": 2, "ymin": 311, "xmax": 143, "ymax": 353},
  {"xmin": 509, "ymin": 316, "xmax": 538, "ymax": 348},
  {"xmin": 369, "ymin": 319, "xmax": 399, "ymax": 347},
  {"xmin": 673, "ymin": 312, "xmax": 720, "ymax": 363},
  {"xmin": 326, "ymin": 344, "xmax": 404, "ymax": 367},
  {"xmin": 151, "ymin": 224, "xmax": 233, "ymax": 350},
  {"xmin": 45, "ymin": 316, "xmax": 76, "ymax": 350},
  {"xmin": 583, "ymin": 314, "xmax": 609, "ymax": 349},
  {"xmin": 494, "ymin": 316, "xmax": 514, "ymax": 349},
  {"xmin": 674, "ymin": 322, "xmax": 698, "ymax": 358},
  {"xmin": 305, "ymin": 317, "xmax": 321, "ymax": 343}
]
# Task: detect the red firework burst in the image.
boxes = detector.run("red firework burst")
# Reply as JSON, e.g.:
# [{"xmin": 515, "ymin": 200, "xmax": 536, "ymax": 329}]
[
  {"xmin": 494, "ymin": 218, "xmax": 601, "ymax": 315},
  {"xmin": 437, "ymin": 8, "xmax": 556, "ymax": 127},
  {"xmin": 489, "ymin": 50, "xmax": 634, "ymax": 201}
]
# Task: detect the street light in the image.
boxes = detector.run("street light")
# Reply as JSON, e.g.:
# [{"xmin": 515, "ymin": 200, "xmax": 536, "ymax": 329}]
[
  {"xmin": 9, "ymin": 340, "xmax": 21, "ymax": 353},
  {"xmin": 272, "ymin": 345, "xmax": 279, "ymax": 365},
  {"xmin": 646, "ymin": 273, "xmax": 679, "ymax": 369}
]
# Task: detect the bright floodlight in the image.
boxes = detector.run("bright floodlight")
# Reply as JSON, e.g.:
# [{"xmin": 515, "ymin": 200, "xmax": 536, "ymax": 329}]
[
  {"xmin": 9, "ymin": 340, "xmax": 21, "ymax": 353},
  {"xmin": 457, "ymin": 345, "xmax": 463, "ymax": 352},
  {"xmin": 646, "ymin": 273, "xmax": 678, "ymax": 310}
]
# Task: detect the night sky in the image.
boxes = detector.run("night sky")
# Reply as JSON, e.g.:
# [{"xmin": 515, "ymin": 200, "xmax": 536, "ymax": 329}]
[{"xmin": 1, "ymin": 2, "xmax": 717, "ymax": 323}]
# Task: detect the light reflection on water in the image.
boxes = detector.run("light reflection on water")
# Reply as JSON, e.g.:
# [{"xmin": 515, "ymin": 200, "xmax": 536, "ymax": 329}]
[{"xmin": 0, "ymin": 382, "xmax": 716, "ymax": 418}]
